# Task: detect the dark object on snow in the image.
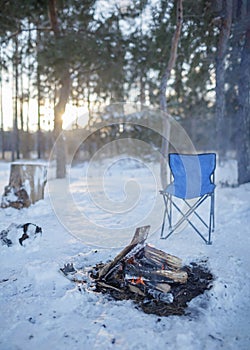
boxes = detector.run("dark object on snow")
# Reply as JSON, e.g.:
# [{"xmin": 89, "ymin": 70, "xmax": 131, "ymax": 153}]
[
  {"xmin": 1, "ymin": 163, "xmax": 47, "ymax": 209},
  {"xmin": 19, "ymin": 224, "xmax": 42, "ymax": 246},
  {"xmin": 0, "ymin": 229, "xmax": 12, "ymax": 247},
  {"xmin": 60, "ymin": 263, "xmax": 77, "ymax": 275},
  {"xmin": 62, "ymin": 226, "xmax": 213, "ymax": 317},
  {"xmin": 0, "ymin": 223, "xmax": 42, "ymax": 247}
]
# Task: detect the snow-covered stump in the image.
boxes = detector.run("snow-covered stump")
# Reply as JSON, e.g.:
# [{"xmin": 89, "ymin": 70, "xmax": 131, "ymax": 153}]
[{"xmin": 1, "ymin": 163, "xmax": 47, "ymax": 209}]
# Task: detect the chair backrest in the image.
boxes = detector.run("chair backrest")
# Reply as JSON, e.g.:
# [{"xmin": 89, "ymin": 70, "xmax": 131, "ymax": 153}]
[{"xmin": 169, "ymin": 153, "xmax": 216, "ymax": 199}]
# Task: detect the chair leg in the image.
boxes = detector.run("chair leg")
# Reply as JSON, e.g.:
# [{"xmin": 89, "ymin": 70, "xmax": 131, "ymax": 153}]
[
  {"xmin": 207, "ymin": 193, "xmax": 215, "ymax": 245},
  {"xmin": 170, "ymin": 198, "xmax": 210, "ymax": 244},
  {"xmin": 183, "ymin": 199, "xmax": 209, "ymax": 229},
  {"xmin": 161, "ymin": 194, "xmax": 170, "ymax": 238},
  {"xmin": 161, "ymin": 194, "xmax": 173, "ymax": 239},
  {"xmin": 169, "ymin": 194, "xmax": 172, "ymax": 230},
  {"xmin": 160, "ymin": 207, "xmax": 167, "ymax": 238},
  {"xmin": 208, "ymin": 214, "xmax": 212, "ymax": 245},
  {"xmin": 163, "ymin": 195, "xmax": 215, "ymax": 244},
  {"xmin": 211, "ymin": 192, "xmax": 215, "ymax": 232},
  {"xmin": 161, "ymin": 192, "xmax": 215, "ymax": 244}
]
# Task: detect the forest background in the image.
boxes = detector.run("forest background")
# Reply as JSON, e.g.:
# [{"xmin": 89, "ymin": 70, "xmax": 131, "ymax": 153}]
[{"xmin": 0, "ymin": 0, "xmax": 249, "ymax": 184}]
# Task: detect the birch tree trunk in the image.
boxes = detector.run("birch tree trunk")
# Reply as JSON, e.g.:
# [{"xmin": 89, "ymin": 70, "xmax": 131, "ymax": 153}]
[
  {"xmin": 48, "ymin": 0, "xmax": 71, "ymax": 178},
  {"xmin": 215, "ymin": 0, "xmax": 233, "ymax": 163},
  {"xmin": 160, "ymin": 0, "xmax": 183, "ymax": 188}
]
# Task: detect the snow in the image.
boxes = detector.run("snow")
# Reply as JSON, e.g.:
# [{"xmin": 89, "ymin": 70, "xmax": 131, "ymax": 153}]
[
  {"xmin": 0, "ymin": 158, "xmax": 250, "ymax": 350},
  {"xmin": 1, "ymin": 187, "xmax": 19, "ymax": 206},
  {"xmin": 24, "ymin": 179, "xmax": 31, "ymax": 196}
]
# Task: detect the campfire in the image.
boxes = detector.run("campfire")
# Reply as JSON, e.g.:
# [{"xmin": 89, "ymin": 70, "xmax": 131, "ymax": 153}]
[{"xmin": 61, "ymin": 226, "xmax": 213, "ymax": 317}]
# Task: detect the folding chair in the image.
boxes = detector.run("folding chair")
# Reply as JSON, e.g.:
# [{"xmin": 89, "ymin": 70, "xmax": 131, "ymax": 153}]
[{"xmin": 160, "ymin": 153, "xmax": 216, "ymax": 244}]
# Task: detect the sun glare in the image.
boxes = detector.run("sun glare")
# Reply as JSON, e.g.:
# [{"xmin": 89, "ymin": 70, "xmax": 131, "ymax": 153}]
[
  {"xmin": 62, "ymin": 104, "xmax": 89, "ymax": 130},
  {"xmin": 1, "ymin": 82, "xmax": 89, "ymax": 132}
]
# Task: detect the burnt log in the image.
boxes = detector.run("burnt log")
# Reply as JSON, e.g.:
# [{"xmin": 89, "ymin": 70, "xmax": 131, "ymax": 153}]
[
  {"xmin": 96, "ymin": 281, "xmax": 124, "ymax": 293},
  {"xmin": 153, "ymin": 269, "xmax": 188, "ymax": 284},
  {"xmin": 127, "ymin": 282, "xmax": 146, "ymax": 297},
  {"xmin": 98, "ymin": 225, "xmax": 150, "ymax": 280},
  {"xmin": 154, "ymin": 283, "xmax": 171, "ymax": 293},
  {"xmin": 124, "ymin": 263, "xmax": 187, "ymax": 284},
  {"xmin": 144, "ymin": 244, "xmax": 182, "ymax": 270}
]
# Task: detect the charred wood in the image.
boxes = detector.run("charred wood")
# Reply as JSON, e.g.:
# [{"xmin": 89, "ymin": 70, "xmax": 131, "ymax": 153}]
[
  {"xmin": 144, "ymin": 244, "xmax": 182, "ymax": 270},
  {"xmin": 124, "ymin": 263, "xmax": 187, "ymax": 284},
  {"xmin": 98, "ymin": 225, "xmax": 150, "ymax": 279},
  {"xmin": 127, "ymin": 282, "xmax": 146, "ymax": 297}
]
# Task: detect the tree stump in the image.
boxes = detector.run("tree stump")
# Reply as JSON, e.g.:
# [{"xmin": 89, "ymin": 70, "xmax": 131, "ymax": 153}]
[{"xmin": 1, "ymin": 163, "xmax": 47, "ymax": 209}]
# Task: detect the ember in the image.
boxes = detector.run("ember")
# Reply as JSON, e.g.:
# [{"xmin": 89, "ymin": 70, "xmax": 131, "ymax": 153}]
[
  {"xmin": 135, "ymin": 277, "xmax": 145, "ymax": 285},
  {"xmin": 61, "ymin": 226, "xmax": 213, "ymax": 317}
]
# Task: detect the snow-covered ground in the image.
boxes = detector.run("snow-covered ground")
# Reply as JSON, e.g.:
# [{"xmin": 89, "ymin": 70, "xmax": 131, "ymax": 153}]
[{"xmin": 0, "ymin": 157, "xmax": 250, "ymax": 350}]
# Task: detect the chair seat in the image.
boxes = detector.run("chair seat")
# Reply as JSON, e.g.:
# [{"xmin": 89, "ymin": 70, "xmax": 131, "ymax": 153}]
[{"xmin": 164, "ymin": 182, "xmax": 215, "ymax": 199}]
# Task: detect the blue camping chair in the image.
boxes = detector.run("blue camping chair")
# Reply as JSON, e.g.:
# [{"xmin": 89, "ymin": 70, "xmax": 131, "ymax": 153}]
[{"xmin": 160, "ymin": 153, "xmax": 216, "ymax": 244}]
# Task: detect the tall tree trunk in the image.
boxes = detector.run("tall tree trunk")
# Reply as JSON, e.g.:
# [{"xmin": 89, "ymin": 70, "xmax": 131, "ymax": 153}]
[
  {"xmin": 237, "ymin": 23, "xmax": 250, "ymax": 184},
  {"xmin": 215, "ymin": 0, "xmax": 233, "ymax": 163},
  {"xmin": 48, "ymin": 0, "xmax": 71, "ymax": 178},
  {"xmin": 160, "ymin": 0, "xmax": 183, "ymax": 188},
  {"xmin": 0, "ymin": 48, "xmax": 5, "ymax": 159},
  {"xmin": 140, "ymin": 72, "xmax": 145, "ymax": 107},
  {"xmin": 37, "ymin": 70, "xmax": 42, "ymax": 159},
  {"xmin": 20, "ymin": 63, "xmax": 24, "ymax": 132},
  {"xmin": 12, "ymin": 36, "xmax": 20, "ymax": 161},
  {"xmin": 37, "ymin": 28, "xmax": 42, "ymax": 159},
  {"xmin": 54, "ymin": 71, "xmax": 70, "ymax": 178},
  {"xmin": 19, "ymin": 56, "xmax": 26, "ymax": 159}
]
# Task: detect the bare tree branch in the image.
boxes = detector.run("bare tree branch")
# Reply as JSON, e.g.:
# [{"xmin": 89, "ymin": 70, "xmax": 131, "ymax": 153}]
[
  {"xmin": 160, "ymin": 0, "xmax": 183, "ymax": 112},
  {"xmin": 160, "ymin": 0, "xmax": 183, "ymax": 189}
]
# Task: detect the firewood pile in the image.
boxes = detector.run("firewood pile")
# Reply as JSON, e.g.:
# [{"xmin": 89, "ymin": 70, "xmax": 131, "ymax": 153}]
[{"xmin": 90, "ymin": 226, "xmax": 213, "ymax": 316}]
